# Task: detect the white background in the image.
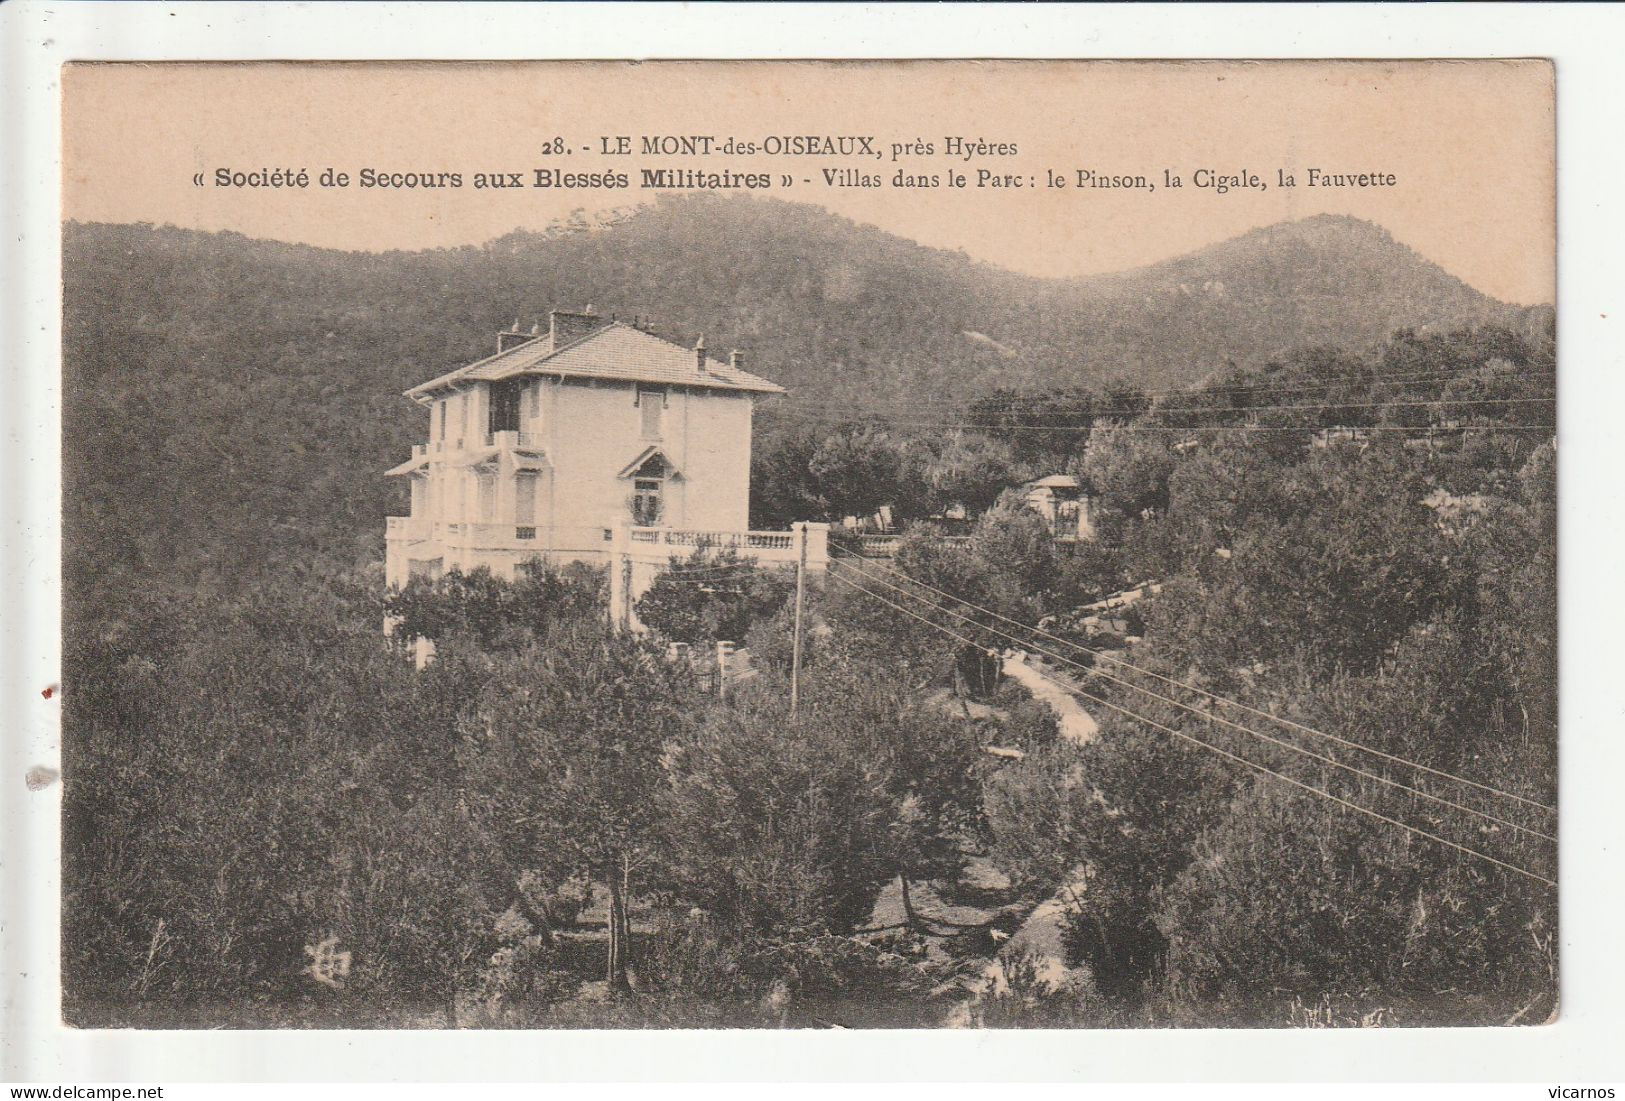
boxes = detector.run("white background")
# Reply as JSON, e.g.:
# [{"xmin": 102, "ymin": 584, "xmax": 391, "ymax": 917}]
[{"xmin": 2, "ymin": 1, "xmax": 1622, "ymax": 1086}]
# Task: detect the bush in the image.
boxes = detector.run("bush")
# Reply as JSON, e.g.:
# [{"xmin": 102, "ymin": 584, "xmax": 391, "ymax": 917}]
[
  {"xmin": 660, "ymin": 695, "xmax": 900, "ymax": 935},
  {"xmin": 634, "ymin": 546, "xmax": 795, "ymax": 645},
  {"xmin": 384, "ymin": 560, "xmax": 605, "ymax": 650},
  {"xmin": 981, "ymin": 744, "xmax": 1096, "ymax": 892},
  {"xmin": 61, "ymin": 577, "xmax": 510, "ymax": 1022},
  {"xmin": 1151, "ymin": 780, "xmax": 1555, "ymax": 1024},
  {"xmin": 742, "ymin": 932, "xmax": 939, "ymax": 1028}
]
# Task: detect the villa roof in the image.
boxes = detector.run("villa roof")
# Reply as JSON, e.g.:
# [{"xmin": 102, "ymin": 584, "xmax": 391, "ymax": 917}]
[
  {"xmin": 384, "ymin": 453, "xmax": 429, "ymax": 477},
  {"xmin": 405, "ymin": 321, "xmax": 786, "ymax": 401}
]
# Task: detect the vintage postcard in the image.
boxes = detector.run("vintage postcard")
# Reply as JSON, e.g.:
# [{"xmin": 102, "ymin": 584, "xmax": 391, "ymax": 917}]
[{"xmin": 56, "ymin": 58, "xmax": 1556, "ymax": 1032}]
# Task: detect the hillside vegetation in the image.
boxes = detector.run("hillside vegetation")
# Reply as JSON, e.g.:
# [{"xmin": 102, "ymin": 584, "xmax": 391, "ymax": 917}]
[
  {"xmin": 63, "ymin": 313, "xmax": 1557, "ymax": 1027},
  {"xmin": 61, "ymin": 204, "xmax": 1557, "ymax": 1027},
  {"xmin": 63, "ymin": 197, "xmax": 1545, "ymax": 622}
]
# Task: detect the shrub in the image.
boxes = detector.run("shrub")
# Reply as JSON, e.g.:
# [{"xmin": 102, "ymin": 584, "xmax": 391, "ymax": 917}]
[
  {"xmin": 384, "ymin": 560, "xmax": 605, "ymax": 650},
  {"xmin": 634, "ymin": 546, "xmax": 795, "ymax": 645}
]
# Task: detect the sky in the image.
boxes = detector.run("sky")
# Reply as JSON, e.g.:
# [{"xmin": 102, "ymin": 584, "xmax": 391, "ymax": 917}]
[{"xmin": 62, "ymin": 60, "xmax": 1554, "ymax": 305}]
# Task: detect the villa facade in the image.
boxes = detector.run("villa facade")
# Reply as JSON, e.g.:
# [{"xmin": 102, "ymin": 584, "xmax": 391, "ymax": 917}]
[{"xmin": 384, "ymin": 308, "xmax": 793, "ymax": 591}]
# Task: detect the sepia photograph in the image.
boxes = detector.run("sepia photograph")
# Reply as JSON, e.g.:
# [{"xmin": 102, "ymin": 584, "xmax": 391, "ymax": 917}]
[{"xmin": 49, "ymin": 55, "xmax": 1562, "ymax": 1036}]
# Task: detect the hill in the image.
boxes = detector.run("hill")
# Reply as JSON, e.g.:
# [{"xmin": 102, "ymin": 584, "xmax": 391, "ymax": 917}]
[
  {"xmin": 61, "ymin": 197, "xmax": 1547, "ymax": 610},
  {"xmin": 1014, "ymin": 214, "xmax": 1547, "ymax": 390}
]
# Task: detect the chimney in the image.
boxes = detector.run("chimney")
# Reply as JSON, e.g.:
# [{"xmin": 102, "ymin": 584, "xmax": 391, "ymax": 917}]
[
  {"xmin": 729, "ymin": 349, "xmax": 744, "ymax": 371},
  {"xmin": 694, "ymin": 334, "xmax": 707, "ymax": 374},
  {"xmin": 549, "ymin": 306, "xmax": 605, "ymax": 349},
  {"xmin": 496, "ymin": 318, "xmax": 532, "ymax": 353}
]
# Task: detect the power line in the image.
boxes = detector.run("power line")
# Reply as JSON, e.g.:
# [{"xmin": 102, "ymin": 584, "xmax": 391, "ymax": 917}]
[
  {"xmin": 774, "ymin": 364, "xmax": 1557, "ymax": 413},
  {"xmin": 830, "ymin": 554, "xmax": 1555, "ymax": 843},
  {"xmin": 782, "ymin": 388, "xmax": 1558, "ymax": 420},
  {"xmin": 1018, "ymin": 661, "xmax": 1558, "ymax": 889},
  {"xmin": 772, "ymin": 414, "xmax": 1554, "ymax": 435},
  {"xmin": 826, "ymin": 567, "xmax": 988, "ymax": 649},
  {"xmin": 836, "ymin": 547, "xmax": 1557, "ymax": 816},
  {"xmin": 786, "ymin": 392, "xmax": 1555, "ymax": 425},
  {"xmin": 651, "ymin": 564, "xmax": 782, "ymax": 580},
  {"xmin": 831, "ymin": 548, "xmax": 1556, "ymax": 817},
  {"xmin": 826, "ymin": 567, "xmax": 1555, "ymax": 888},
  {"xmin": 651, "ymin": 575, "xmax": 761, "ymax": 586}
]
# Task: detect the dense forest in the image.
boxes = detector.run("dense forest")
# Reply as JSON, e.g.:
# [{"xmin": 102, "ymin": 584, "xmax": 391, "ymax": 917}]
[{"xmin": 63, "ymin": 207, "xmax": 1558, "ymax": 1030}]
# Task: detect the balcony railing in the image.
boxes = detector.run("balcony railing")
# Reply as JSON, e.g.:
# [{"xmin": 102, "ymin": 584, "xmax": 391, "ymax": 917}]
[
  {"xmin": 829, "ymin": 531, "xmax": 969, "ymax": 557},
  {"xmin": 628, "ymin": 527, "xmax": 797, "ymax": 551},
  {"xmin": 475, "ymin": 430, "xmax": 545, "ymax": 451},
  {"xmin": 856, "ymin": 534, "xmax": 901, "ymax": 555}
]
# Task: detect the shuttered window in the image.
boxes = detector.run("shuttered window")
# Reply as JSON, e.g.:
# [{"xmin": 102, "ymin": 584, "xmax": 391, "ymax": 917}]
[
  {"xmin": 638, "ymin": 384, "xmax": 666, "ymax": 439},
  {"xmin": 515, "ymin": 472, "xmax": 537, "ymax": 525},
  {"xmin": 477, "ymin": 472, "xmax": 496, "ymax": 522}
]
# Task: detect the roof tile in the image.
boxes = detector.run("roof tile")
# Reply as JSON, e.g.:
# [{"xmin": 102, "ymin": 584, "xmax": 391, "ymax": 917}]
[{"xmin": 406, "ymin": 322, "xmax": 785, "ymax": 398}]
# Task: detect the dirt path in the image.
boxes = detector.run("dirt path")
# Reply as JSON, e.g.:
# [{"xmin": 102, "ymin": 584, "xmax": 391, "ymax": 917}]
[
  {"xmin": 940, "ymin": 654, "xmax": 1107, "ymax": 1024},
  {"xmin": 1001, "ymin": 651, "xmax": 1100, "ymax": 745}
]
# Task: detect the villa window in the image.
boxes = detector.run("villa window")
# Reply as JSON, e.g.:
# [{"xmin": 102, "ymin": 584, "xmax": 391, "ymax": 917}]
[
  {"xmin": 489, "ymin": 379, "xmax": 523, "ymax": 435},
  {"xmin": 476, "ymin": 472, "xmax": 496, "ymax": 522},
  {"xmin": 631, "ymin": 478, "xmax": 663, "ymax": 526},
  {"xmin": 637, "ymin": 384, "xmax": 667, "ymax": 440},
  {"xmin": 629, "ymin": 453, "xmax": 667, "ymax": 526},
  {"xmin": 515, "ymin": 472, "xmax": 538, "ymax": 526}
]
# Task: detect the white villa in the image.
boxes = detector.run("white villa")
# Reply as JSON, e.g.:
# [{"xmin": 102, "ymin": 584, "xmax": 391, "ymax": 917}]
[{"xmin": 384, "ymin": 308, "xmax": 823, "ymax": 615}]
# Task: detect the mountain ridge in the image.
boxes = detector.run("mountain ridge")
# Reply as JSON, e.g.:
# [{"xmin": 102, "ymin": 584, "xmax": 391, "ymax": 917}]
[{"xmin": 65, "ymin": 198, "xmax": 1547, "ymax": 404}]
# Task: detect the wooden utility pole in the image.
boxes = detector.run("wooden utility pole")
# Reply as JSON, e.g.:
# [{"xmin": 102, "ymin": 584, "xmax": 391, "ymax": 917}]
[
  {"xmin": 790, "ymin": 521, "xmax": 807, "ymax": 713},
  {"xmin": 621, "ymin": 555, "xmax": 633, "ymax": 630}
]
